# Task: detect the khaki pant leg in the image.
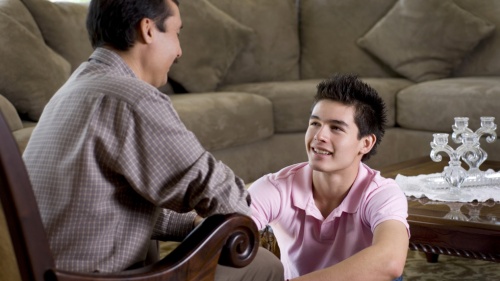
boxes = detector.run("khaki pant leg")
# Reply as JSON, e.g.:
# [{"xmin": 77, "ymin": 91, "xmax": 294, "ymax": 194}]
[{"xmin": 215, "ymin": 247, "xmax": 284, "ymax": 281}]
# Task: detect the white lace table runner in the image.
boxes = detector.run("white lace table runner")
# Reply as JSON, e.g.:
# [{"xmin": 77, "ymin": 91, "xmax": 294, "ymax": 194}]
[{"xmin": 395, "ymin": 172, "xmax": 500, "ymax": 202}]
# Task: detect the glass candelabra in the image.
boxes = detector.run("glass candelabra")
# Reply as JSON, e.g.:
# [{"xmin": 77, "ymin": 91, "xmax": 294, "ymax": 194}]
[
  {"xmin": 451, "ymin": 117, "xmax": 497, "ymax": 175},
  {"xmin": 430, "ymin": 117, "xmax": 497, "ymax": 200}
]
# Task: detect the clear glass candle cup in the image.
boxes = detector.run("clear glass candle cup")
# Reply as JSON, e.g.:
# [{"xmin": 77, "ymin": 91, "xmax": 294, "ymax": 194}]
[
  {"xmin": 480, "ymin": 117, "xmax": 495, "ymax": 129},
  {"xmin": 433, "ymin": 133, "xmax": 449, "ymax": 146},
  {"xmin": 461, "ymin": 132, "xmax": 478, "ymax": 145},
  {"xmin": 454, "ymin": 117, "xmax": 469, "ymax": 130}
]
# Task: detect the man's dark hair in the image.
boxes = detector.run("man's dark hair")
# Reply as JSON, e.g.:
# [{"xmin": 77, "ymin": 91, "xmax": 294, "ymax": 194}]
[
  {"xmin": 87, "ymin": 0, "xmax": 179, "ymax": 51},
  {"xmin": 313, "ymin": 73, "xmax": 387, "ymax": 161}
]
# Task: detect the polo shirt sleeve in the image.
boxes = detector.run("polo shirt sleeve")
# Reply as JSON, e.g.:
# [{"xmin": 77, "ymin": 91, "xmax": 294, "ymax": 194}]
[
  {"xmin": 248, "ymin": 175, "xmax": 283, "ymax": 230},
  {"xmin": 362, "ymin": 179, "xmax": 410, "ymax": 237}
]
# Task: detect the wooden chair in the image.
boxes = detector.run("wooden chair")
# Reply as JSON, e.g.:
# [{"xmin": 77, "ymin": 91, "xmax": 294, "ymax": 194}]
[{"xmin": 0, "ymin": 112, "xmax": 259, "ymax": 281}]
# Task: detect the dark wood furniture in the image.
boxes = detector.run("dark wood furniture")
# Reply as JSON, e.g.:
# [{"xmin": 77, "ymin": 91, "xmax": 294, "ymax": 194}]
[
  {"xmin": 0, "ymin": 112, "xmax": 259, "ymax": 281},
  {"xmin": 380, "ymin": 156, "xmax": 500, "ymax": 263}
]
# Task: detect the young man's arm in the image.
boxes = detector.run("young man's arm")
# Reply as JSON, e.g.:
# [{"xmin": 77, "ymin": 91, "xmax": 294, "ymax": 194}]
[
  {"xmin": 290, "ymin": 219, "xmax": 409, "ymax": 281},
  {"xmin": 248, "ymin": 176, "xmax": 283, "ymax": 230}
]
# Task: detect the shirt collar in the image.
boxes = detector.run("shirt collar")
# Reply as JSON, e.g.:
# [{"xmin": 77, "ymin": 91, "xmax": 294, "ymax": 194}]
[
  {"xmin": 89, "ymin": 47, "xmax": 137, "ymax": 78},
  {"xmin": 290, "ymin": 163, "xmax": 313, "ymax": 211},
  {"xmin": 341, "ymin": 162, "xmax": 374, "ymax": 214},
  {"xmin": 291, "ymin": 162, "xmax": 375, "ymax": 219}
]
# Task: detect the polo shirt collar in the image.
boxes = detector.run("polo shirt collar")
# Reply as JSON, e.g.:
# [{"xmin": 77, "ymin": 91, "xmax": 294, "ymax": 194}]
[{"xmin": 291, "ymin": 162, "xmax": 374, "ymax": 220}]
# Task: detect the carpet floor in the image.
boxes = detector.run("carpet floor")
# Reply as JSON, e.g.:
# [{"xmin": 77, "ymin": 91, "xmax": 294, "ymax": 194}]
[
  {"xmin": 159, "ymin": 242, "xmax": 499, "ymax": 280},
  {"xmin": 403, "ymin": 250, "xmax": 499, "ymax": 281}
]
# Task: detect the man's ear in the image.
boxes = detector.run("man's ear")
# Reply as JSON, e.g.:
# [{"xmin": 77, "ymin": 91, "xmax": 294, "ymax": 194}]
[
  {"xmin": 138, "ymin": 18, "xmax": 155, "ymax": 44},
  {"xmin": 359, "ymin": 134, "xmax": 376, "ymax": 155}
]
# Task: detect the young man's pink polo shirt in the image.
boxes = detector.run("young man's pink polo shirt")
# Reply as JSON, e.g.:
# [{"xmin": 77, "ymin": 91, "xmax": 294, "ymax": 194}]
[{"xmin": 249, "ymin": 162, "xmax": 409, "ymax": 279}]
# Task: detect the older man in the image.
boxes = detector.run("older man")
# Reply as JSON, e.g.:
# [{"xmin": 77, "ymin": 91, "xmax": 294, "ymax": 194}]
[{"xmin": 23, "ymin": 0, "xmax": 283, "ymax": 280}]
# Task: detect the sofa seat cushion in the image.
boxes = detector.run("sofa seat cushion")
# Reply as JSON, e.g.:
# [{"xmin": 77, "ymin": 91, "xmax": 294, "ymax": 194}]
[
  {"xmin": 219, "ymin": 78, "xmax": 412, "ymax": 133},
  {"xmin": 397, "ymin": 77, "xmax": 500, "ymax": 132},
  {"xmin": 12, "ymin": 126, "xmax": 34, "ymax": 153},
  {"xmin": 0, "ymin": 94, "xmax": 22, "ymax": 132},
  {"xmin": 170, "ymin": 92, "xmax": 273, "ymax": 151},
  {"xmin": 357, "ymin": 0, "xmax": 495, "ymax": 83},
  {"xmin": 0, "ymin": 205, "xmax": 21, "ymax": 281}
]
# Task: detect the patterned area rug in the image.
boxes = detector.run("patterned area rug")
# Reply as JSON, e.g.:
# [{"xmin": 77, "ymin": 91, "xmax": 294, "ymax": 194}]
[{"xmin": 404, "ymin": 250, "xmax": 499, "ymax": 281}]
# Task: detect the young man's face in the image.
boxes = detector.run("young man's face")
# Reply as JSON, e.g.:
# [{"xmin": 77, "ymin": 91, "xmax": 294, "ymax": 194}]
[
  {"xmin": 305, "ymin": 99, "xmax": 368, "ymax": 174},
  {"xmin": 149, "ymin": 0, "xmax": 182, "ymax": 87}
]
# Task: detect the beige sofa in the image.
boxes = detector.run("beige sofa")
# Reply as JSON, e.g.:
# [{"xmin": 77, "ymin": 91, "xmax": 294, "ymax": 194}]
[{"xmin": 2, "ymin": 0, "xmax": 500, "ymax": 186}]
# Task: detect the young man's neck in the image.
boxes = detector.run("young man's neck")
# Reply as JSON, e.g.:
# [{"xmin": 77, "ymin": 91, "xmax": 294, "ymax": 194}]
[{"xmin": 311, "ymin": 162, "xmax": 360, "ymax": 218}]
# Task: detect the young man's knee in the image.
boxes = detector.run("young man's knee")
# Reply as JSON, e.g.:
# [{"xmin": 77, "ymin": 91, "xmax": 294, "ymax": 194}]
[
  {"xmin": 214, "ymin": 247, "xmax": 283, "ymax": 281},
  {"xmin": 252, "ymin": 247, "xmax": 284, "ymax": 280}
]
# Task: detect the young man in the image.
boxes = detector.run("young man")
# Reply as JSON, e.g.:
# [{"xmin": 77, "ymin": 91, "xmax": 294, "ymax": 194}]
[
  {"xmin": 23, "ymin": 0, "xmax": 283, "ymax": 280},
  {"xmin": 249, "ymin": 74, "xmax": 409, "ymax": 281}
]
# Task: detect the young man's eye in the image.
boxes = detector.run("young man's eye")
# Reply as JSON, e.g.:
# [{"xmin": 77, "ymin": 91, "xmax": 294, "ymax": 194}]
[{"xmin": 309, "ymin": 121, "xmax": 320, "ymax": 126}]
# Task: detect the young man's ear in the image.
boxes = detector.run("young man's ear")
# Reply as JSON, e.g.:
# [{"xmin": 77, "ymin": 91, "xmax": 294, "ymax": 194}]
[
  {"xmin": 138, "ymin": 18, "xmax": 155, "ymax": 44},
  {"xmin": 359, "ymin": 134, "xmax": 376, "ymax": 155}
]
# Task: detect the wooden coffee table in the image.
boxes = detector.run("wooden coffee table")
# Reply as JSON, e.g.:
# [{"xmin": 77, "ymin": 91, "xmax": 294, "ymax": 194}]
[{"xmin": 379, "ymin": 157, "xmax": 500, "ymax": 263}]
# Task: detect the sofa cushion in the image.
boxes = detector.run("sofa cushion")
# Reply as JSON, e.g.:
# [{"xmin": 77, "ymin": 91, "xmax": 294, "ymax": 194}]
[
  {"xmin": 219, "ymin": 80, "xmax": 319, "ymax": 133},
  {"xmin": 357, "ymin": 0, "xmax": 495, "ymax": 83},
  {"xmin": 12, "ymin": 126, "xmax": 34, "ymax": 153},
  {"xmin": 300, "ymin": 0, "xmax": 398, "ymax": 79},
  {"xmin": 397, "ymin": 77, "xmax": 500, "ymax": 132},
  {"xmin": 0, "ymin": 0, "xmax": 71, "ymax": 121},
  {"xmin": 212, "ymin": 133, "xmax": 307, "ymax": 183},
  {"xmin": 0, "ymin": 205, "xmax": 21, "ymax": 281},
  {"xmin": 0, "ymin": 94, "xmax": 22, "ymax": 132},
  {"xmin": 21, "ymin": 0, "xmax": 93, "ymax": 72},
  {"xmin": 360, "ymin": 78, "xmax": 414, "ymax": 128},
  {"xmin": 209, "ymin": 0, "xmax": 299, "ymax": 85},
  {"xmin": 1, "ymin": 0, "xmax": 41, "ymax": 37},
  {"xmin": 218, "ymin": 78, "xmax": 411, "ymax": 133},
  {"xmin": 453, "ymin": 0, "xmax": 500, "ymax": 77},
  {"xmin": 168, "ymin": 0, "xmax": 253, "ymax": 93},
  {"xmin": 170, "ymin": 92, "xmax": 273, "ymax": 151}
]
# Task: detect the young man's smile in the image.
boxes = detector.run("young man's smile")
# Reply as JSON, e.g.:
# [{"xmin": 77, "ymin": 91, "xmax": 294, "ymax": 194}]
[{"xmin": 312, "ymin": 147, "xmax": 333, "ymax": 156}]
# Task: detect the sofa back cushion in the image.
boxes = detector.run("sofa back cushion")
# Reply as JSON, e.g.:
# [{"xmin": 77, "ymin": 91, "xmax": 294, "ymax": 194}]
[
  {"xmin": 209, "ymin": 0, "xmax": 300, "ymax": 86},
  {"xmin": 0, "ymin": 0, "xmax": 71, "ymax": 121},
  {"xmin": 356, "ymin": 0, "xmax": 495, "ymax": 83},
  {"xmin": 300, "ymin": 0, "xmax": 397, "ymax": 79},
  {"xmin": 21, "ymin": 0, "xmax": 93, "ymax": 72},
  {"xmin": 169, "ymin": 0, "xmax": 254, "ymax": 93},
  {"xmin": 453, "ymin": 0, "xmax": 500, "ymax": 77}
]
